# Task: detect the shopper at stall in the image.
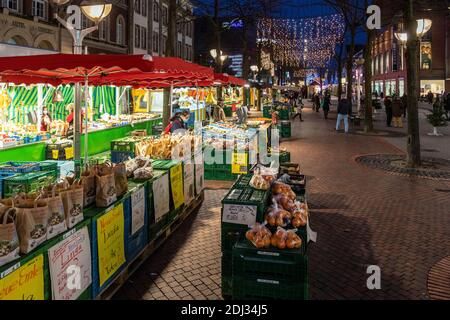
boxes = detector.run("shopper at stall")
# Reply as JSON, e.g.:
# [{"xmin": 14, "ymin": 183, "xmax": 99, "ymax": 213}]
[
  {"xmin": 213, "ymin": 99, "xmax": 226, "ymax": 122},
  {"xmin": 336, "ymin": 97, "xmax": 350, "ymax": 133},
  {"xmin": 40, "ymin": 106, "xmax": 52, "ymax": 132},
  {"xmin": 444, "ymin": 92, "xmax": 450, "ymax": 121},
  {"xmin": 164, "ymin": 110, "xmax": 190, "ymax": 134},
  {"xmin": 384, "ymin": 96, "xmax": 393, "ymax": 127},
  {"xmin": 322, "ymin": 94, "xmax": 331, "ymax": 120},
  {"xmin": 392, "ymin": 96, "xmax": 403, "ymax": 128},
  {"xmin": 236, "ymin": 105, "xmax": 248, "ymax": 124}
]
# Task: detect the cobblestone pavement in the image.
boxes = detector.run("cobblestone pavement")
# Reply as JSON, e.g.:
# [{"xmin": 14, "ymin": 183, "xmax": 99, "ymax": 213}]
[{"xmin": 114, "ymin": 103, "xmax": 450, "ymax": 300}]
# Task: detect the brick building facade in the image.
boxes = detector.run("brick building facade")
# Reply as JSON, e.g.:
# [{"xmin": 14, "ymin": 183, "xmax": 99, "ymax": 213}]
[
  {"xmin": 372, "ymin": 1, "xmax": 450, "ymax": 96},
  {"xmin": 0, "ymin": 0, "xmax": 129, "ymax": 55}
]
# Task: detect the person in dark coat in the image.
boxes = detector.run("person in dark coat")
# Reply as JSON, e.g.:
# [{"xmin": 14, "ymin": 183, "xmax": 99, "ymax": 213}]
[
  {"xmin": 322, "ymin": 94, "xmax": 331, "ymax": 119},
  {"xmin": 392, "ymin": 96, "xmax": 403, "ymax": 128},
  {"xmin": 164, "ymin": 110, "xmax": 190, "ymax": 134},
  {"xmin": 427, "ymin": 91, "xmax": 434, "ymax": 104},
  {"xmin": 401, "ymin": 94, "xmax": 408, "ymax": 118},
  {"xmin": 314, "ymin": 93, "xmax": 321, "ymax": 112},
  {"xmin": 336, "ymin": 98, "xmax": 350, "ymax": 133},
  {"xmin": 445, "ymin": 93, "xmax": 450, "ymax": 120},
  {"xmin": 384, "ymin": 96, "xmax": 393, "ymax": 127}
]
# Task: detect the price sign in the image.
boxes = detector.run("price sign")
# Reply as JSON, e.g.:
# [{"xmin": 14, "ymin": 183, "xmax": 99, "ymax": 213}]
[
  {"xmin": 65, "ymin": 147, "xmax": 74, "ymax": 160},
  {"xmin": 222, "ymin": 204, "xmax": 257, "ymax": 226},
  {"xmin": 232, "ymin": 152, "xmax": 248, "ymax": 174}
]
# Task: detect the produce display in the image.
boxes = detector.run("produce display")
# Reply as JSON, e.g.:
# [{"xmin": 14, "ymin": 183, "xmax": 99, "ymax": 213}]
[
  {"xmin": 203, "ymin": 123, "xmax": 257, "ymax": 151},
  {"xmin": 135, "ymin": 134, "xmax": 201, "ymax": 160},
  {"xmin": 124, "ymin": 156, "xmax": 154, "ymax": 180},
  {"xmin": 245, "ymin": 223, "xmax": 272, "ymax": 249},
  {"xmin": 270, "ymin": 227, "xmax": 302, "ymax": 250}
]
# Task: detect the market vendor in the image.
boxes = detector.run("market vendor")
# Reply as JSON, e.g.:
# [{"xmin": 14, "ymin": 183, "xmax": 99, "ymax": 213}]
[
  {"xmin": 212, "ymin": 99, "xmax": 226, "ymax": 122},
  {"xmin": 65, "ymin": 103, "xmax": 84, "ymax": 138},
  {"xmin": 236, "ymin": 105, "xmax": 248, "ymax": 124},
  {"xmin": 40, "ymin": 106, "xmax": 52, "ymax": 132},
  {"xmin": 164, "ymin": 110, "xmax": 190, "ymax": 134}
]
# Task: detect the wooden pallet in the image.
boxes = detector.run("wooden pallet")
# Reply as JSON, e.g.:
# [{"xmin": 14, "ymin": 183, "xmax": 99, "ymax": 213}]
[{"xmin": 95, "ymin": 191, "xmax": 205, "ymax": 300}]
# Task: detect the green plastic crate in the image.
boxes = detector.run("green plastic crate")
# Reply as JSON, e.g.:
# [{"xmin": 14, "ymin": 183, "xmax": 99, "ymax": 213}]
[
  {"xmin": 232, "ymin": 239, "xmax": 307, "ymax": 282},
  {"xmin": 221, "ymin": 187, "xmax": 270, "ymax": 226},
  {"xmin": 148, "ymin": 214, "xmax": 169, "ymax": 242},
  {"xmin": 263, "ymin": 106, "xmax": 272, "ymax": 118},
  {"xmin": 204, "ymin": 168, "xmax": 216, "ymax": 180},
  {"xmin": 3, "ymin": 171, "xmax": 56, "ymax": 197},
  {"xmin": 222, "ymin": 251, "xmax": 233, "ymax": 277},
  {"xmin": 110, "ymin": 136, "xmax": 146, "ymax": 153},
  {"xmin": 278, "ymin": 109, "xmax": 290, "ymax": 120},
  {"xmin": 234, "ymin": 175, "xmax": 252, "ymax": 189},
  {"xmin": 39, "ymin": 161, "xmax": 58, "ymax": 173},
  {"xmin": 221, "ymin": 223, "xmax": 248, "ymax": 252},
  {"xmin": 151, "ymin": 160, "xmax": 180, "ymax": 170},
  {"xmin": 232, "ymin": 275, "xmax": 308, "ymax": 300}
]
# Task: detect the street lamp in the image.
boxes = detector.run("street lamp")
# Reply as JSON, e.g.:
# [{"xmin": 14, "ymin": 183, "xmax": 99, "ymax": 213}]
[
  {"xmin": 210, "ymin": 49, "xmax": 227, "ymax": 69},
  {"xmin": 394, "ymin": 18, "xmax": 432, "ymax": 43},
  {"xmin": 51, "ymin": 0, "xmax": 112, "ymax": 174},
  {"xmin": 355, "ymin": 58, "xmax": 365, "ymax": 114}
]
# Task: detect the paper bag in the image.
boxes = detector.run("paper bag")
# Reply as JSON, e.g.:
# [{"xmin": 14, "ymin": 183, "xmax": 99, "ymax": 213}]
[{"xmin": 0, "ymin": 206, "xmax": 20, "ymax": 267}]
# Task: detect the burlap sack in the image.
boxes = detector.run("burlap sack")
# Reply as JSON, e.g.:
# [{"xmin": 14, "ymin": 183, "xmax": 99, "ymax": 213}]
[
  {"xmin": 60, "ymin": 184, "xmax": 84, "ymax": 229},
  {"xmin": 95, "ymin": 163, "xmax": 117, "ymax": 208},
  {"xmin": 114, "ymin": 163, "xmax": 128, "ymax": 197},
  {"xmin": 0, "ymin": 205, "xmax": 20, "ymax": 267},
  {"xmin": 81, "ymin": 168, "xmax": 96, "ymax": 207},
  {"xmin": 14, "ymin": 197, "xmax": 49, "ymax": 254}
]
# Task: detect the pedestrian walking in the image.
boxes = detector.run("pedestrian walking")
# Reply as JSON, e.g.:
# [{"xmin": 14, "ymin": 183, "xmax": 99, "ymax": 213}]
[
  {"xmin": 401, "ymin": 93, "xmax": 408, "ymax": 118},
  {"xmin": 384, "ymin": 96, "xmax": 393, "ymax": 127},
  {"xmin": 392, "ymin": 96, "xmax": 403, "ymax": 128},
  {"xmin": 380, "ymin": 91, "xmax": 384, "ymax": 99},
  {"xmin": 336, "ymin": 97, "xmax": 350, "ymax": 133},
  {"xmin": 322, "ymin": 94, "xmax": 331, "ymax": 119},
  {"xmin": 314, "ymin": 93, "xmax": 321, "ymax": 112},
  {"xmin": 427, "ymin": 91, "xmax": 434, "ymax": 104}
]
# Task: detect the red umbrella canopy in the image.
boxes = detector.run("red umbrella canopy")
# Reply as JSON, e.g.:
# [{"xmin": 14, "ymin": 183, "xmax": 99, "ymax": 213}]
[
  {"xmin": 0, "ymin": 54, "xmax": 154, "ymax": 84},
  {"xmin": 213, "ymin": 73, "xmax": 246, "ymax": 86},
  {"xmin": 152, "ymin": 57, "xmax": 213, "ymax": 78}
]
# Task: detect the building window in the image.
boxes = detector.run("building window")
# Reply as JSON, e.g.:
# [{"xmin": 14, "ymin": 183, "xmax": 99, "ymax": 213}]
[
  {"xmin": 177, "ymin": 15, "xmax": 182, "ymax": 33},
  {"xmin": 184, "ymin": 44, "xmax": 189, "ymax": 60},
  {"xmin": 379, "ymin": 55, "xmax": 384, "ymax": 75},
  {"xmin": 185, "ymin": 20, "xmax": 192, "ymax": 37},
  {"xmin": 177, "ymin": 41, "xmax": 182, "ymax": 58},
  {"xmin": 385, "ymin": 51, "xmax": 390, "ymax": 73},
  {"xmin": 153, "ymin": 31, "xmax": 159, "ymax": 53},
  {"xmin": 141, "ymin": 26, "xmax": 147, "ymax": 50},
  {"xmin": 32, "ymin": 0, "xmax": 47, "ymax": 20},
  {"xmin": 135, "ymin": 24, "xmax": 141, "ymax": 48},
  {"xmin": 99, "ymin": 16, "xmax": 109, "ymax": 41},
  {"xmin": 135, "ymin": 0, "xmax": 140, "ymax": 14},
  {"xmin": 153, "ymin": 1, "xmax": 159, "ymax": 22},
  {"xmin": 116, "ymin": 15, "xmax": 125, "ymax": 45},
  {"xmin": 3, "ymin": 0, "xmax": 22, "ymax": 13},
  {"xmin": 141, "ymin": 0, "xmax": 147, "ymax": 17},
  {"xmin": 162, "ymin": 5, "xmax": 168, "ymax": 26},
  {"xmin": 420, "ymin": 42, "xmax": 432, "ymax": 70},
  {"xmin": 162, "ymin": 35, "xmax": 167, "ymax": 55}
]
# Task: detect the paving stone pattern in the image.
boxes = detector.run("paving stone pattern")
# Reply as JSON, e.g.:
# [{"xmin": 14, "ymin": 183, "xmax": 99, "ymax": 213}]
[{"xmin": 114, "ymin": 104, "xmax": 450, "ymax": 300}]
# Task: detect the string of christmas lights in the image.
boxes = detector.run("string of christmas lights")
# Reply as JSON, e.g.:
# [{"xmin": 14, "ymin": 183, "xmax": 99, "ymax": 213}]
[{"xmin": 257, "ymin": 14, "xmax": 345, "ymax": 69}]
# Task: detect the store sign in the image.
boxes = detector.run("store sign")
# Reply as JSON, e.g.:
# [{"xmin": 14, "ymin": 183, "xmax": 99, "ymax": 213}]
[
  {"xmin": 97, "ymin": 204, "xmax": 126, "ymax": 287},
  {"xmin": 232, "ymin": 152, "xmax": 248, "ymax": 174},
  {"xmin": 153, "ymin": 174, "xmax": 170, "ymax": 221},
  {"xmin": 170, "ymin": 163, "xmax": 185, "ymax": 209},
  {"xmin": 222, "ymin": 19, "xmax": 244, "ymax": 29},
  {"xmin": 0, "ymin": 255, "xmax": 45, "ymax": 300},
  {"xmin": 48, "ymin": 227, "xmax": 92, "ymax": 300},
  {"xmin": 222, "ymin": 204, "xmax": 257, "ymax": 226},
  {"xmin": 131, "ymin": 186, "xmax": 146, "ymax": 235},
  {"xmin": 228, "ymin": 54, "xmax": 243, "ymax": 78}
]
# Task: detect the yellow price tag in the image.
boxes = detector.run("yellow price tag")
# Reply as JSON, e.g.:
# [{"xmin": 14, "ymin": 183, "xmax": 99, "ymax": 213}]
[
  {"xmin": 232, "ymin": 152, "xmax": 248, "ymax": 174},
  {"xmin": 52, "ymin": 149, "xmax": 59, "ymax": 160},
  {"xmin": 170, "ymin": 163, "xmax": 184, "ymax": 209},
  {"xmin": 0, "ymin": 255, "xmax": 45, "ymax": 300},
  {"xmin": 64, "ymin": 147, "xmax": 74, "ymax": 159}
]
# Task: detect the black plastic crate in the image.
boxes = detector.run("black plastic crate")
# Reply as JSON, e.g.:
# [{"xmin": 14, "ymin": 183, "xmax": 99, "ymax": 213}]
[
  {"xmin": 221, "ymin": 187, "xmax": 270, "ymax": 226},
  {"xmin": 222, "ymin": 251, "xmax": 233, "ymax": 277},
  {"xmin": 232, "ymin": 239, "xmax": 307, "ymax": 282},
  {"xmin": 232, "ymin": 275, "xmax": 308, "ymax": 300},
  {"xmin": 222, "ymin": 275, "xmax": 233, "ymax": 298},
  {"xmin": 221, "ymin": 223, "xmax": 248, "ymax": 252}
]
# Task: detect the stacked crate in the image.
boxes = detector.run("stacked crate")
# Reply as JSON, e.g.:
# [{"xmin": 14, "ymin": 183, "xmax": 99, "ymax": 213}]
[
  {"xmin": 110, "ymin": 136, "xmax": 146, "ymax": 163},
  {"xmin": 279, "ymin": 121, "xmax": 292, "ymax": 138},
  {"xmin": 220, "ymin": 174, "xmax": 271, "ymax": 297}
]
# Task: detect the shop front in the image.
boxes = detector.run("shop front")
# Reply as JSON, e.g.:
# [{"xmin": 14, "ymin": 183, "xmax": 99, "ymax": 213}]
[{"xmin": 420, "ymin": 79, "xmax": 446, "ymax": 95}]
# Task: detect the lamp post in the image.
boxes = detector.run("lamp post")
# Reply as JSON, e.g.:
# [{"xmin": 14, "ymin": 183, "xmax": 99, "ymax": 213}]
[
  {"xmin": 210, "ymin": 49, "xmax": 227, "ymax": 100},
  {"xmin": 355, "ymin": 58, "xmax": 365, "ymax": 114},
  {"xmin": 51, "ymin": 0, "xmax": 111, "ymax": 174}
]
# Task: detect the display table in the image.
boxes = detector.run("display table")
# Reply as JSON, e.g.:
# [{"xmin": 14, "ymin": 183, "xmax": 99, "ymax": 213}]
[{"xmin": 0, "ymin": 118, "xmax": 162, "ymax": 162}]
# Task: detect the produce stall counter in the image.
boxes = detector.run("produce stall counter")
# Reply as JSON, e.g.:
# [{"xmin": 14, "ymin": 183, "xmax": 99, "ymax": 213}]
[{"xmin": 0, "ymin": 118, "xmax": 162, "ymax": 162}]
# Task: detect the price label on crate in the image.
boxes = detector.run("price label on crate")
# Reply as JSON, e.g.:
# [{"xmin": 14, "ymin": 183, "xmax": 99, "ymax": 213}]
[
  {"xmin": 231, "ymin": 152, "xmax": 248, "ymax": 174},
  {"xmin": 222, "ymin": 204, "xmax": 257, "ymax": 226},
  {"xmin": 52, "ymin": 149, "xmax": 59, "ymax": 160},
  {"xmin": 64, "ymin": 147, "xmax": 74, "ymax": 160}
]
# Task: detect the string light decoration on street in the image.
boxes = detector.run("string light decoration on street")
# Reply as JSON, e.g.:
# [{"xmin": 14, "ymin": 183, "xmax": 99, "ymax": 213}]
[{"xmin": 257, "ymin": 14, "xmax": 345, "ymax": 69}]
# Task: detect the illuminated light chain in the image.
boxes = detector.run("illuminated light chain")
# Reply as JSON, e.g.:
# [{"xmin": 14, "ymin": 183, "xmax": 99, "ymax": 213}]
[{"xmin": 257, "ymin": 14, "xmax": 345, "ymax": 69}]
